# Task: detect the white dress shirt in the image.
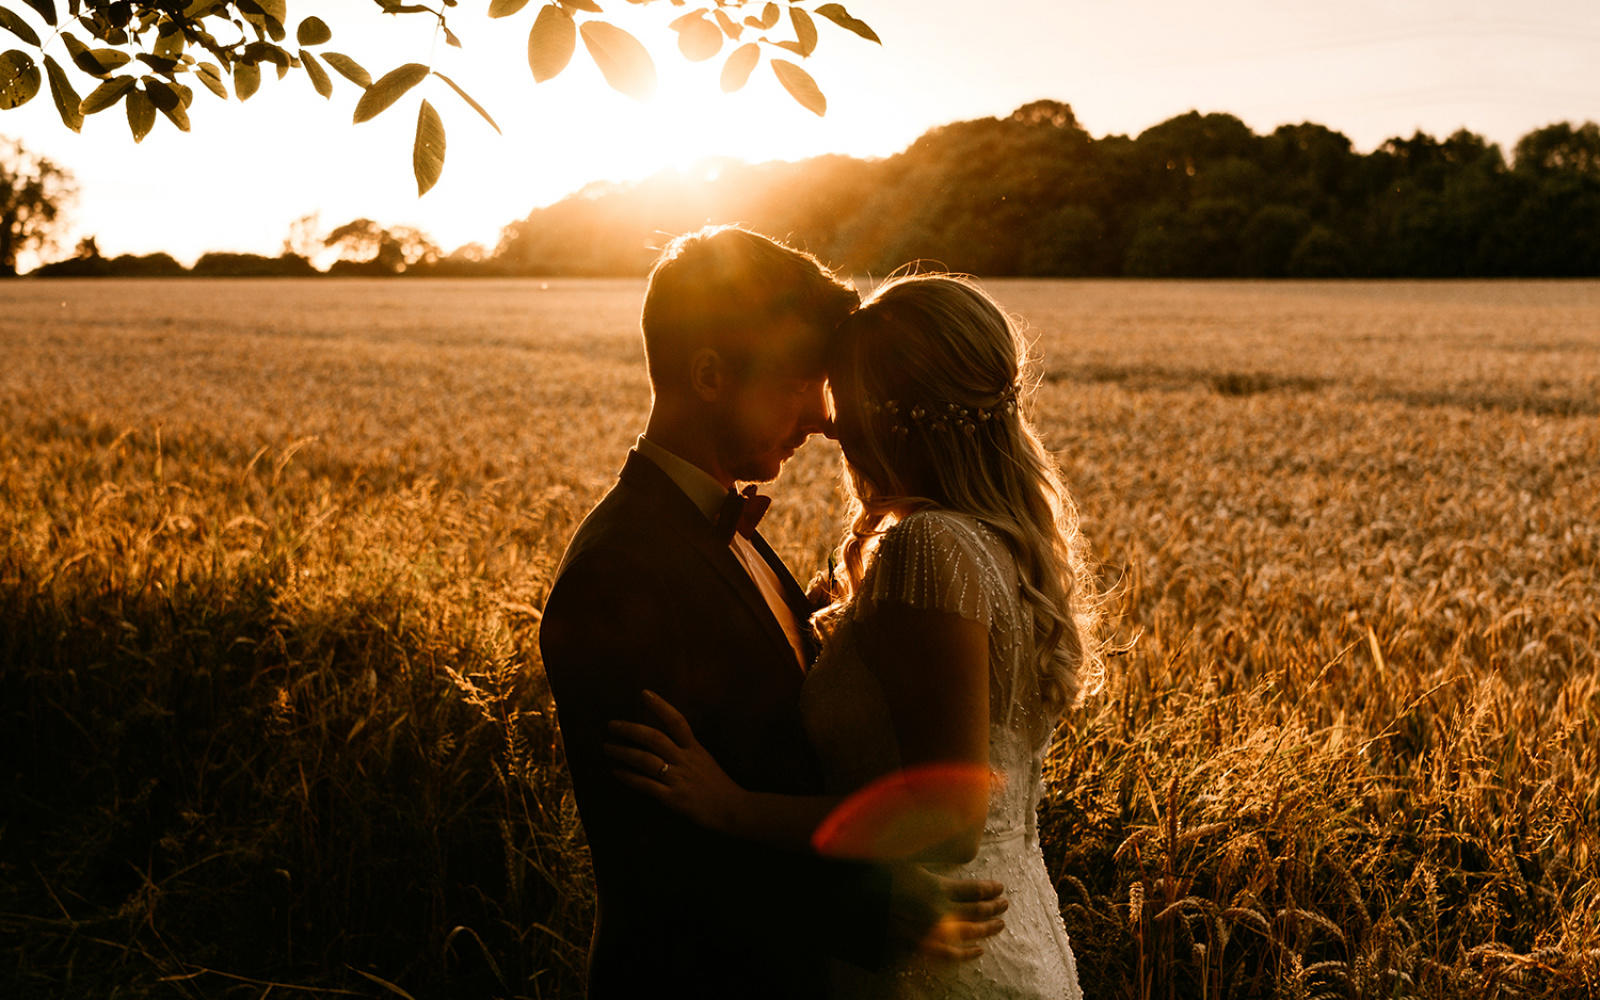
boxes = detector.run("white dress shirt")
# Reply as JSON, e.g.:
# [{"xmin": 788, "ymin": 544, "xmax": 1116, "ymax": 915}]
[{"xmin": 635, "ymin": 436, "xmax": 808, "ymax": 670}]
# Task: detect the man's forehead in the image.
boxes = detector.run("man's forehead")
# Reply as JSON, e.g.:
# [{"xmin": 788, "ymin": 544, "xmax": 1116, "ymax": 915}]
[{"xmin": 746, "ymin": 314, "xmax": 832, "ymax": 376}]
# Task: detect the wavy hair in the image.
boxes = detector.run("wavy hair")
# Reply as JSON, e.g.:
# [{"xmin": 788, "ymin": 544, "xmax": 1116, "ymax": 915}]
[{"xmin": 820, "ymin": 274, "xmax": 1104, "ymax": 715}]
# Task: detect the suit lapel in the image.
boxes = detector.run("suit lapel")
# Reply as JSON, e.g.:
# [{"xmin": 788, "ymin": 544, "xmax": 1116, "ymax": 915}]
[
  {"xmin": 748, "ymin": 530, "xmax": 820, "ymax": 667},
  {"xmin": 618, "ymin": 453, "xmax": 805, "ymax": 670}
]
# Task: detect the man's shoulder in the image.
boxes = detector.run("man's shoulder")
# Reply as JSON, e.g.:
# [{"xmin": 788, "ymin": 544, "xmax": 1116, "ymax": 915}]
[{"xmin": 555, "ymin": 478, "xmax": 668, "ymax": 577}]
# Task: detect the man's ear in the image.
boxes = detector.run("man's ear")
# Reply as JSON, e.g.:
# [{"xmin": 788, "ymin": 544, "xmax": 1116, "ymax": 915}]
[{"xmin": 688, "ymin": 347, "xmax": 724, "ymax": 402}]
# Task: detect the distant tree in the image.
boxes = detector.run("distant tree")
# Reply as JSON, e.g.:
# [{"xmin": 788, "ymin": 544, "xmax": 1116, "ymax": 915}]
[
  {"xmin": 1513, "ymin": 122, "xmax": 1600, "ymax": 176},
  {"xmin": 1021, "ymin": 205, "xmax": 1106, "ymax": 276},
  {"xmin": 282, "ymin": 212, "xmax": 321, "ymax": 259},
  {"xmin": 191, "ymin": 251, "xmax": 314, "ymax": 276},
  {"xmin": 1238, "ymin": 205, "xmax": 1312, "ymax": 278},
  {"xmin": 0, "ymin": 135, "xmax": 74, "ymax": 275},
  {"xmin": 1009, "ymin": 100, "xmax": 1083, "ymax": 132},
  {"xmin": 387, "ymin": 226, "xmax": 440, "ymax": 269},
  {"xmin": 324, "ymin": 218, "xmax": 387, "ymax": 265},
  {"xmin": 110, "ymin": 250, "xmax": 184, "ymax": 275},
  {"xmin": 324, "ymin": 217, "xmax": 439, "ymax": 274},
  {"xmin": 1288, "ymin": 225, "xmax": 1353, "ymax": 277},
  {"xmin": 483, "ymin": 105, "xmax": 1600, "ymax": 279},
  {"xmin": 446, "ymin": 242, "xmax": 487, "ymax": 264},
  {"xmin": 0, "ymin": 0, "xmax": 880, "ymax": 194}
]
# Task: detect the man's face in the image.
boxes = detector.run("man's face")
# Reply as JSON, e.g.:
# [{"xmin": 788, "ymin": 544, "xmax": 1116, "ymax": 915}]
[{"xmin": 714, "ymin": 316, "xmax": 832, "ymax": 483}]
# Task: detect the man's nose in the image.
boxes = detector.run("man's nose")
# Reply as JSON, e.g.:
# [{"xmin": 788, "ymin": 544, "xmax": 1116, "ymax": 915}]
[{"xmin": 800, "ymin": 385, "xmax": 834, "ymax": 438}]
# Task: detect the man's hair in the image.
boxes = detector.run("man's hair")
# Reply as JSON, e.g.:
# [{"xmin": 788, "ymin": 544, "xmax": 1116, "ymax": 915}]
[{"xmin": 640, "ymin": 226, "xmax": 859, "ymax": 391}]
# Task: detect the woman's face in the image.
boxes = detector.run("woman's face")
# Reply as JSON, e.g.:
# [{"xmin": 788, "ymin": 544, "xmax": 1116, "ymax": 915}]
[
  {"xmin": 825, "ymin": 368, "xmax": 908, "ymax": 504},
  {"xmin": 823, "ymin": 375, "xmax": 868, "ymax": 470}
]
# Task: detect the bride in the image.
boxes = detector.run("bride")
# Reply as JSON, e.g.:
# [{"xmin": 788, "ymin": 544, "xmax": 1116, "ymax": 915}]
[{"xmin": 606, "ymin": 274, "xmax": 1103, "ymax": 998}]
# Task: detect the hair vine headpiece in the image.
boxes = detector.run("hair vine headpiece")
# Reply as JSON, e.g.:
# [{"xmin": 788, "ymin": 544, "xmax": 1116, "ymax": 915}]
[{"xmin": 863, "ymin": 382, "xmax": 1020, "ymax": 437}]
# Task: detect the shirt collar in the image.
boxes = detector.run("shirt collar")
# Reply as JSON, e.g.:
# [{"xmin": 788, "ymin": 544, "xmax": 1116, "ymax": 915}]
[{"xmin": 635, "ymin": 435, "xmax": 729, "ymax": 523}]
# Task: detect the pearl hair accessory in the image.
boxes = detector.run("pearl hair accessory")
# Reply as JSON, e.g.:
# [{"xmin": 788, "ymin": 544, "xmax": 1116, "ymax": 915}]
[{"xmin": 862, "ymin": 382, "xmax": 1019, "ymax": 436}]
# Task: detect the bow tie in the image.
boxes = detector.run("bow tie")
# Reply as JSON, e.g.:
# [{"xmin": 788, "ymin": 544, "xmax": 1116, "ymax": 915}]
[{"xmin": 716, "ymin": 485, "xmax": 772, "ymax": 542}]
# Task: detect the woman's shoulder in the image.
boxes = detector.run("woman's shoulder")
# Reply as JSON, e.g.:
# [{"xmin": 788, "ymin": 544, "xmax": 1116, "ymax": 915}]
[
  {"xmin": 874, "ymin": 508, "xmax": 1013, "ymax": 588},
  {"xmin": 860, "ymin": 508, "xmax": 1016, "ymax": 626},
  {"xmin": 885, "ymin": 508, "xmax": 1006, "ymax": 559}
]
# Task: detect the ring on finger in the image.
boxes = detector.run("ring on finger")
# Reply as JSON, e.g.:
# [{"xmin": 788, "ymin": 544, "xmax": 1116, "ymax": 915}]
[{"xmin": 657, "ymin": 761, "xmax": 670, "ymax": 779}]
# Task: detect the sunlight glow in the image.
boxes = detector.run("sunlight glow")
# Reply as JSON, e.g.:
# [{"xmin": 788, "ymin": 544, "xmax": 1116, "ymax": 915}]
[{"xmin": 2, "ymin": 0, "xmax": 1594, "ymax": 267}]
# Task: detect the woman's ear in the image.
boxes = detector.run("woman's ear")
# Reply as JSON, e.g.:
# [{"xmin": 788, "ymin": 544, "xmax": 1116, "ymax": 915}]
[{"xmin": 688, "ymin": 347, "xmax": 724, "ymax": 402}]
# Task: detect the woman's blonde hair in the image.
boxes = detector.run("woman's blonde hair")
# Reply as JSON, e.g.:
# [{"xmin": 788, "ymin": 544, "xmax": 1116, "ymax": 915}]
[{"xmin": 821, "ymin": 273, "xmax": 1103, "ymax": 715}]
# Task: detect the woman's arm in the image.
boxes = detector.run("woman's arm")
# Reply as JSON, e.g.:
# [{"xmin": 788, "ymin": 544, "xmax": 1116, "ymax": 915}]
[
  {"xmin": 606, "ymin": 691, "xmax": 841, "ymax": 852},
  {"xmin": 853, "ymin": 602, "xmax": 990, "ymax": 864},
  {"xmin": 610, "ymin": 598, "xmax": 991, "ymax": 866}
]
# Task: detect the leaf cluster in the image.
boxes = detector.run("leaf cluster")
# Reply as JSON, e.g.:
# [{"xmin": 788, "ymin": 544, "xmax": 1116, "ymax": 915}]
[{"xmin": 0, "ymin": 0, "xmax": 878, "ymax": 195}]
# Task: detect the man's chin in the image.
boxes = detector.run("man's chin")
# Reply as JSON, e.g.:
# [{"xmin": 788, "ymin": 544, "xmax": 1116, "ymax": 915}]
[{"xmin": 733, "ymin": 452, "xmax": 791, "ymax": 484}]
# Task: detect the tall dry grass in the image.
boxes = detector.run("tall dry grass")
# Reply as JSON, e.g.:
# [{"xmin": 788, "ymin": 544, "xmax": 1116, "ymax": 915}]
[{"xmin": 2, "ymin": 278, "xmax": 1596, "ymax": 998}]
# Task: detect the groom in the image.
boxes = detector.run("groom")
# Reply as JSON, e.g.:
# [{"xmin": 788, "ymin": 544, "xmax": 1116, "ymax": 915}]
[{"xmin": 539, "ymin": 226, "xmax": 1006, "ymax": 998}]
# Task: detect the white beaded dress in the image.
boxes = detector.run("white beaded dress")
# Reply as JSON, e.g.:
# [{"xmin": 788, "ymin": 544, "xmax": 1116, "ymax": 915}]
[{"xmin": 800, "ymin": 509, "xmax": 1083, "ymax": 1000}]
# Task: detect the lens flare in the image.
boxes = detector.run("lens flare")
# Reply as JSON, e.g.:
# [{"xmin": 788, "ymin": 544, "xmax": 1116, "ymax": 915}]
[{"xmin": 811, "ymin": 763, "xmax": 1000, "ymax": 860}]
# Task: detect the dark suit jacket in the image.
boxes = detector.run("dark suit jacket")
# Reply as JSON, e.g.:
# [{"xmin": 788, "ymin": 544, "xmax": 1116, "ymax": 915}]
[{"xmin": 539, "ymin": 450, "xmax": 893, "ymax": 999}]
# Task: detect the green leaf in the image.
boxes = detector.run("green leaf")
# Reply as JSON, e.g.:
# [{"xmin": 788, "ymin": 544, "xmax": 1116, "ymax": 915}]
[
  {"xmin": 788, "ymin": 6, "xmax": 816, "ymax": 57},
  {"xmin": 241, "ymin": 0, "xmax": 286, "ymax": 38},
  {"xmin": 78, "ymin": 74, "xmax": 134, "ymax": 114},
  {"xmin": 143, "ymin": 75, "xmax": 179, "ymax": 110},
  {"xmin": 158, "ymin": 96, "xmax": 190, "ymax": 131},
  {"xmin": 297, "ymin": 16, "xmax": 331, "ymax": 46},
  {"xmin": 489, "ymin": 0, "xmax": 530, "ymax": 16},
  {"xmin": 579, "ymin": 20, "xmax": 654, "ymax": 101},
  {"xmin": 0, "ymin": 49, "xmax": 40, "ymax": 109},
  {"xmin": 322, "ymin": 52, "xmax": 371, "ymax": 88},
  {"xmin": 233, "ymin": 60, "xmax": 259, "ymax": 100},
  {"xmin": 527, "ymin": 4, "xmax": 573, "ymax": 82},
  {"xmin": 61, "ymin": 35, "xmax": 130, "ymax": 78},
  {"xmin": 194, "ymin": 61, "xmax": 227, "ymax": 98},
  {"xmin": 719, "ymin": 41, "xmax": 757, "ymax": 93},
  {"xmin": 87, "ymin": 47, "xmax": 132, "ymax": 73},
  {"xmin": 814, "ymin": 3, "xmax": 879, "ymax": 44},
  {"xmin": 712, "ymin": 9, "xmax": 741, "ymax": 40},
  {"xmin": 153, "ymin": 21, "xmax": 184, "ymax": 59},
  {"xmin": 61, "ymin": 33, "xmax": 97, "ymax": 75},
  {"xmin": 413, "ymin": 98, "xmax": 445, "ymax": 196},
  {"xmin": 243, "ymin": 41, "xmax": 290, "ymax": 67},
  {"xmin": 44, "ymin": 55, "xmax": 83, "ymax": 131},
  {"xmin": 673, "ymin": 13, "xmax": 721, "ymax": 62},
  {"xmin": 125, "ymin": 85, "xmax": 155, "ymax": 141},
  {"xmin": 79, "ymin": 10, "xmax": 126, "ymax": 44},
  {"xmin": 300, "ymin": 49, "xmax": 331, "ymax": 97},
  {"xmin": 771, "ymin": 58, "xmax": 823, "ymax": 116},
  {"xmin": 19, "ymin": 0, "xmax": 55, "ymax": 28},
  {"xmin": 135, "ymin": 53, "xmax": 180, "ymax": 75},
  {"xmin": 0, "ymin": 8, "xmax": 41, "ymax": 47},
  {"xmin": 352, "ymin": 62, "xmax": 427, "ymax": 123},
  {"xmin": 433, "ymin": 70, "xmax": 500, "ymax": 134}
]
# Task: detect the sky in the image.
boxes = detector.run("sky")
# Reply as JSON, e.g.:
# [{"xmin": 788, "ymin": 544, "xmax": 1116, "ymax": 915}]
[{"xmin": 3, "ymin": 0, "xmax": 1597, "ymax": 268}]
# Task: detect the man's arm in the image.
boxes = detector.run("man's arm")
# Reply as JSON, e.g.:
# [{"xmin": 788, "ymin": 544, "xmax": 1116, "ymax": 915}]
[{"xmin": 539, "ymin": 546, "xmax": 900, "ymax": 968}]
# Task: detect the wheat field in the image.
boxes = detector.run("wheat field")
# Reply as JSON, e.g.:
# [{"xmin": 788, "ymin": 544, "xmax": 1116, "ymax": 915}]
[{"xmin": 2, "ymin": 278, "xmax": 1597, "ymax": 998}]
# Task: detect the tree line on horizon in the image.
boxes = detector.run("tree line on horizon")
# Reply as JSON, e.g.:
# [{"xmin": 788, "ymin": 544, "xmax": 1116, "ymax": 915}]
[
  {"xmin": 20, "ymin": 100, "xmax": 1600, "ymax": 279},
  {"xmin": 494, "ymin": 101, "xmax": 1600, "ymax": 278}
]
